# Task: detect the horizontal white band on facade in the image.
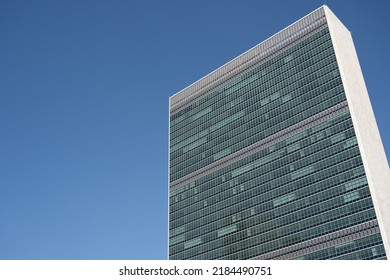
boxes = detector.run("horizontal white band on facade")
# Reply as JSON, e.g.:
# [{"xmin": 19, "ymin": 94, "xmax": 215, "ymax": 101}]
[
  {"xmin": 170, "ymin": 101, "xmax": 349, "ymax": 191},
  {"xmin": 250, "ymin": 219, "xmax": 380, "ymax": 260}
]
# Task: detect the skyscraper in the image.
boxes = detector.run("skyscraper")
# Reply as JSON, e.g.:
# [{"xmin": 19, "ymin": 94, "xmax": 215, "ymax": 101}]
[{"xmin": 168, "ymin": 6, "xmax": 390, "ymax": 260}]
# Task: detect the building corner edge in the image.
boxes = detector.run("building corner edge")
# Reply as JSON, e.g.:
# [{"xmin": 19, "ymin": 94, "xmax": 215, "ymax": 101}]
[{"xmin": 324, "ymin": 6, "xmax": 390, "ymax": 257}]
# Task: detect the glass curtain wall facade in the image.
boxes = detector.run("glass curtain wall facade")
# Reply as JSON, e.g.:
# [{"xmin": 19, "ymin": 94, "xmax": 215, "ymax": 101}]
[{"xmin": 168, "ymin": 6, "xmax": 390, "ymax": 260}]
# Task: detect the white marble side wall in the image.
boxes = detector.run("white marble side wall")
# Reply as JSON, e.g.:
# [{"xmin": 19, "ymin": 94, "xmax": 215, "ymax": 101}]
[{"xmin": 325, "ymin": 6, "xmax": 390, "ymax": 257}]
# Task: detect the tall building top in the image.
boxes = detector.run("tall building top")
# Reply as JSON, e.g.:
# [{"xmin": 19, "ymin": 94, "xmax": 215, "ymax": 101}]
[
  {"xmin": 170, "ymin": 6, "xmax": 343, "ymax": 114},
  {"xmin": 169, "ymin": 5, "xmax": 390, "ymax": 260}
]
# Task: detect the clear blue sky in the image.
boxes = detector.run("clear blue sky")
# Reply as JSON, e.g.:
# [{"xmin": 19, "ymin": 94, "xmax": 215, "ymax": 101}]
[{"xmin": 0, "ymin": 0, "xmax": 389, "ymax": 260}]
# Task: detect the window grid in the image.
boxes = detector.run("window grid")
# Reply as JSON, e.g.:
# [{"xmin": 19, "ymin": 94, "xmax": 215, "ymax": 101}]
[{"xmin": 168, "ymin": 23, "xmax": 386, "ymax": 260}]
